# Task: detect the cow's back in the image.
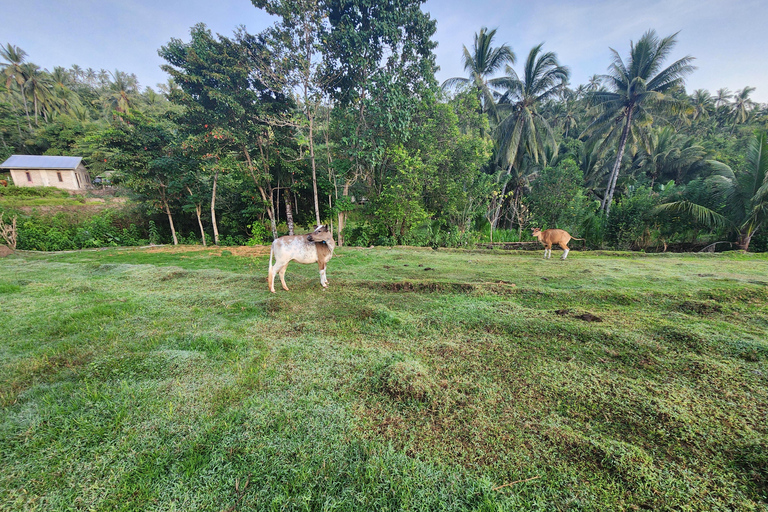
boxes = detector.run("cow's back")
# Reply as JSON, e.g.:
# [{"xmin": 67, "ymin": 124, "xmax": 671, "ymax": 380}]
[{"xmin": 273, "ymin": 235, "xmax": 318, "ymax": 264}]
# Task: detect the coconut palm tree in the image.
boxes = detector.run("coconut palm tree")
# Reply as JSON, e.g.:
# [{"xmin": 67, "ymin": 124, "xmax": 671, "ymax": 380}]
[
  {"xmin": 441, "ymin": 27, "xmax": 515, "ymax": 122},
  {"xmin": 0, "ymin": 43, "xmax": 32, "ymax": 128},
  {"xmin": 21, "ymin": 64, "xmax": 54, "ymax": 125},
  {"xmin": 714, "ymin": 87, "xmax": 732, "ymax": 108},
  {"xmin": 689, "ymin": 89, "xmax": 713, "ymax": 122},
  {"xmin": 493, "ymin": 43, "xmax": 569, "ymax": 171},
  {"xmin": 586, "ymin": 74, "xmax": 603, "ymax": 92},
  {"xmin": 489, "ymin": 44, "xmax": 568, "ymax": 232},
  {"xmin": 584, "ymin": 30, "xmax": 695, "ymax": 216},
  {"xmin": 639, "ymin": 126, "xmax": 710, "ymax": 187},
  {"xmin": 101, "ymin": 69, "xmax": 139, "ymax": 114},
  {"xmin": 656, "ymin": 131, "xmax": 768, "ymax": 251},
  {"xmin": 731, "ymin": 86, "xmax": 756, "ymax": 127}
]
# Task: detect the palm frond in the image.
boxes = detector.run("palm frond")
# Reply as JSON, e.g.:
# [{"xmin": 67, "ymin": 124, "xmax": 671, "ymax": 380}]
[{"xmin": 653, "ymin": 200, "xmax": 733, "ymax": 230}]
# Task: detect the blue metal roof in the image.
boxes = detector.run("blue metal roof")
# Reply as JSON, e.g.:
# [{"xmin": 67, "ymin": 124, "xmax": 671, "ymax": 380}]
[{"xmin": 0, "ymin": 155, "xmax": 84, "ymax": 170}]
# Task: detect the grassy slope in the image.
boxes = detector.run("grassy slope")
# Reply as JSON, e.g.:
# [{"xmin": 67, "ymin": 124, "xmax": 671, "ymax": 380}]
[{"xmin": 1, "ymin": 246, "xmax": 767, "ymax": 511}]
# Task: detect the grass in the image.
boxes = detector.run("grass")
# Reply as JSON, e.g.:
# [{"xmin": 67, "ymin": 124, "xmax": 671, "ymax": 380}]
[{"xmin": 1, "ymin": 245, "xmax": 767, "ymax": 511}]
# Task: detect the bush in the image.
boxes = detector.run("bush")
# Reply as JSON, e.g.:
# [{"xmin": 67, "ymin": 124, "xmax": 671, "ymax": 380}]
[
  {"xmin": 606, "ymin": 187, "xmax": 660, "ymax": 250},
  {"xmin": 246, "ymin": 222, "xmax": 271, "ymax": 246},
  {"xmin": 15, "ymin": 211, "xmax": 150, "ymax": 251}
]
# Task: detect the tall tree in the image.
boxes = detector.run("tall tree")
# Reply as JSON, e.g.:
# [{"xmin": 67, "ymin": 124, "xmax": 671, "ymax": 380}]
[
  {"xmin": 319, "ymin": 0, "xmax": 438, "ymax": 244},
  {"xmin": 21, "ymin": 64, "xmax": 54, "ymax": 125},
  {"xmin": 160, "ymin": 24, "xmax": 294, "ymax": 240},
  {"xmin": 494, "ymin": 44, "xmax": 569, "ymax": 171},
  {"xmin": 731, "ymin": 86, "xmax": 756, "ymax": 127},
  {"xmin": 441, "ymin": 27, "xmax": 515, "ymax": 121},
  {"xmin": 252, "ymin": 0, "xmax": 328, "ymax": 228},
  {"xmin": 689, "ymin": 89, "xmax": 713, "ymax": 122},
  {"xmin": 101, "ymin": 111, "xmax": 184, "ymax": 245},
  {"xmin": 585, "ymin": 30, "xmax": 695, "ymax": 216},
  {"xmin": 0, "ymin": 44, "xmax": 32, "ymax": 129}
]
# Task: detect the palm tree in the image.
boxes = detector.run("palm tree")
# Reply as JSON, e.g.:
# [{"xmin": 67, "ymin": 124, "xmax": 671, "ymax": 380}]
[
  {"xmin": 0, "ymin": 43, "xmax": 32, "ymax": 128},
  {"xmin": 586, "ymin": 74, "xmax": 603, "ymax": 92},
  {"xmin": 441, "ymin": 27, "xmax": 515, "ymax": 121},
  {"xmin": 491, "ymin": 44, "xmax": 568, "ymax": 232},
  {"xmin": 731, "ymin": 86, "xmax": 756, "ymax": 127},
  {"xmin": 585, "ymin": 30, "xmax": 695, "ymax": 215},
  {"xmin": 656, "ymin": 131, "xmax": 768, "ymax": 251},
  {"xmin": 714, "ymin": 87, "xmax": 732, "ymax": 108},
  {"xmin": 21, "ymin": 64, "xmax": 54, "ymax": 125},
  {"xmin": 690, "ymin": 89, "xmax": 713, "ymax": 122},
  {"xmin": 101, "ymin": 69, "xmax": 138, "ymax": 114},
  {"xmin": 639, "ymin": 126, "xmax": 709, "ymax": 187},
  {"xmin": 494, "ymin": 43, "xmax": 569, "ymax": 170}
]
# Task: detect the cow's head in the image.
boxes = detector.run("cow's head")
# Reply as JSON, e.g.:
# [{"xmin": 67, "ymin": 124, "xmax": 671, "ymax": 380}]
[
  {"xmin": 531, "ymin": 227, "xmax": 542, "ymax": 237},
  {"xmin": 307, "ymin": 225, "xmax": 333, "ymax": 243}
]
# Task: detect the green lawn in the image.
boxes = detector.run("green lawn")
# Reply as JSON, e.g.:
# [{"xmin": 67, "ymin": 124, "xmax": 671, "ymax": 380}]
[{"xmin": 1, "ymin": 246, "xmax": 767, "ymax": 511}]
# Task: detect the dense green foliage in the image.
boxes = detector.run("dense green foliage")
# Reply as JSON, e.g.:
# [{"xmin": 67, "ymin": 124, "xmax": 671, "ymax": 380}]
[
  {"xmin": 2, "ymin": 247, "xmax": 767, "ymax": 509},
  {"xmin": 1, "ymin": 10, "xmax": 767, "ymax": 251}
]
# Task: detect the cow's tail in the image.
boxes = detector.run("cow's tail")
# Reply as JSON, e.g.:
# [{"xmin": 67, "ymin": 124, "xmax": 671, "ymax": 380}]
[
  {"xmin": 572, "ymin": 237, "xmax": 586, "ymax": 249},
  {"xmin": 269, "ymin": 242, "xmax": 275, "ymax": 272}
]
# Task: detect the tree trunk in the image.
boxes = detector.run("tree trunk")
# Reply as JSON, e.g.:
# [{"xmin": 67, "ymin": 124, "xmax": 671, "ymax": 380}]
[
  {"xmin": 196, "ymin": 205, "xmax": 206, "ymax": 246},
  {"xmin": 163, "ymin": 200, "xmax": 178, "ymax": 245},
  {"xmin": 308, "ymin": 107, "xmax": 321, "ymax": 227},
  {"xmin": 737, "ymin": 232, "xmax": 752, "ymax": 252},
  {"xmin": 20, "ymin": 86, "xmax": 32, "ymax": 130},
  {"xmin": 284, "ymin": 189, "xmax": 295, "ymax": 236},
  {"xmin": 186, "ymin": 185, "xmax": 206, "ymax": 246},
  {"xmin": 602, "ymin": 110, "xmax": 633, "ymax": 217},
  {"xmin": 210, "ymin": 168, "xmax": 220, "ymax": 245},
  {"xmin": 491, "ymin": 171, "xmax": 512, "ymax": 231},
  {"xmin": 337, "ymin": 180, "xmax": 351, "ymax": 247}
]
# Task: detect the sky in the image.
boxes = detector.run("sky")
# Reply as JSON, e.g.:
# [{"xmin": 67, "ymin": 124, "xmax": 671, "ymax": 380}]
[{"xmin": 3, "ymin": 0, "xmax": 767, "ymax": 102}]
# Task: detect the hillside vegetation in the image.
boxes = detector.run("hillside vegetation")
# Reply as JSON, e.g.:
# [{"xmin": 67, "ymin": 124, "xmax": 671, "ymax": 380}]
[{"xmin": 1, "ymin": 246, "xmax": 767, "ymax": 510}]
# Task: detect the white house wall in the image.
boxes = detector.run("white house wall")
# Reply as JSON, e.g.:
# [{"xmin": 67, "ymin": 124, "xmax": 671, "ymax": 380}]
[{"xmin": 10, "ymin": 168, "xmax": 90, "ymax": 190}]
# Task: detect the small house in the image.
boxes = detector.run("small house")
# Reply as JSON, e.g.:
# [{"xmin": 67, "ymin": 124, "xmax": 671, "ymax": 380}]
[{"xmin": 0, "ymin": 155, "xmax": 92, "ymax": 191}]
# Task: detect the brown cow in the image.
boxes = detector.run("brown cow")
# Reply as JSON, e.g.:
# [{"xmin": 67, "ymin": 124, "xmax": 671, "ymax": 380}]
[
  {"xmin": 531, "ymin": 228, "xmax": 584, "ymax": 260},
  {"xmin": 268, "ymin": 225, "xmax": 335, "ymax": 293}
]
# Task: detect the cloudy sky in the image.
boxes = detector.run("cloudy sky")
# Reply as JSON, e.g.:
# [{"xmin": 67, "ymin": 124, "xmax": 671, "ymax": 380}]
[{"xmin": 4, "ymin": 0, "xmax": 767, "ymax": 102}]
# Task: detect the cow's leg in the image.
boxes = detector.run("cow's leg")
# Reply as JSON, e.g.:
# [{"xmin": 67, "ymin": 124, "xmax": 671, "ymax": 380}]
[
  {"xmin": 318, "ymin": 260, "xmax": 328, "ymax": 287},
  {"xmin": 278, "ymin": 264, "xmax": 290, "ymax": 291},
  {"xmin": 561, "ymin": 242, "xmax": 570, "ymax": 260},
  {"xmin": 545, "ymin": 243, "xmax": 552, "ymax": 259}
]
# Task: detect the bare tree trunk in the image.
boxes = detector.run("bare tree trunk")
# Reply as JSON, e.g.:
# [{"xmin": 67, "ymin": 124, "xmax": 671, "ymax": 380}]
[
  {"xmin": 602, "ymin": 110, "xmax": 633, "ymax": 217},
  {"xmin": 284, "ymin": 189, "xmax": 295, "ymax": 236},
  {"xmin": 337, "ymin": 180, "xmax": 352, "ymax": 247},
  {"xmin": 162, "ymin": 200, "xmax": 178, "ymax": 245},
  {"xmin": 186, "ymin": 185, "xmax": 206, "ymax": 246},
  {"xmin": 210, "ymin": 169, "xmax": 219, "ymax": 245},
  {"xmin": 20, "ymin": 87, "xmax": 32, "ymax": 130},
  {"xmin": 308, "ymin": 106, "xmax": 321, "ymax": 227}
]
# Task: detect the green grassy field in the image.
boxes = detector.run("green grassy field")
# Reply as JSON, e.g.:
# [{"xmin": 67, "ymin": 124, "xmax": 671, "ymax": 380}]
[{"xmin": 1, "ymin": 245, "xmax": 767, "ymax": 511}]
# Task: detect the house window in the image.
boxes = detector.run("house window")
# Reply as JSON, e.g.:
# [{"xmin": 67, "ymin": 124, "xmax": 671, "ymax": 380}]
[
  {"xmin": 26, "ymin": 172, "xmax": 32, "ymax": 182},
  {"xmin": 57, "ymin": 172, "xmax": 63, "ymax": 182}
]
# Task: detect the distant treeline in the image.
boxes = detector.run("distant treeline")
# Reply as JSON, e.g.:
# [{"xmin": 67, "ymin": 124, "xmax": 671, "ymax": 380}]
[{"xmin": 1, "ymin": 1, "xmax": 767, "ymax": 251}]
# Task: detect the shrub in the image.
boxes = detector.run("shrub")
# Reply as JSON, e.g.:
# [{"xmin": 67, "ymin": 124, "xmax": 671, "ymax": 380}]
[
  {"xmin": 246, "ymin": 222, "xmax": 271, "ymax": 246},
  {"xmin": 15, "ymin": 211, "xmax": 151, "ymax": 251}
]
